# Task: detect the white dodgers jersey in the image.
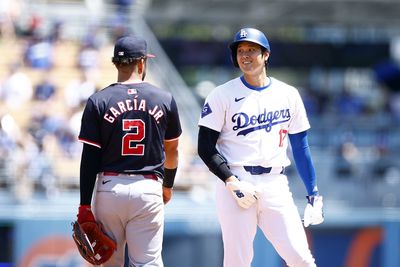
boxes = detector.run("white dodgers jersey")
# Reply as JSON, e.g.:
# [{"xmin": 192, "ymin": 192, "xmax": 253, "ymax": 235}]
[{"xmin": 198, "ymin": 76, "xmax": 310, "ymax": 168}]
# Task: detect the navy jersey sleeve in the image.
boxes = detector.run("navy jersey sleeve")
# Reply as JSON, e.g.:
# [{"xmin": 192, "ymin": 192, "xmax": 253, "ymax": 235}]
[
  {"xmin": 165, "ymin": 96, "xmax": 182, "ymax": 140},
  {"xmin": 78, "ymin": 98, "xmax": 102, "ymax": 148}
]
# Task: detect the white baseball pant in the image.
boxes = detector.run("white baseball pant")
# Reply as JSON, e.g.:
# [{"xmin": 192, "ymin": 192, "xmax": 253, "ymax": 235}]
[{"xmin": 216, "ymin": 166, "xmax": 316, "ymax": 267}]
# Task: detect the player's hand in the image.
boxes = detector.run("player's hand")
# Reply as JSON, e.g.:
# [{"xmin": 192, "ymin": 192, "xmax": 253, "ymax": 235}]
[
  {"xmin": 77, "ymin": 205, "xmax": 96, "ymax": 224},
  {"xmin": 303, "ymin": 195, "xmax": 324, "ymax": 227},
  {"xmin": 226, "ymin": 178, "xmax": 259, "ymax": 209},
  {"xmin": 162, "ymin": 186, "xmax": 173, "ymax": 205}
]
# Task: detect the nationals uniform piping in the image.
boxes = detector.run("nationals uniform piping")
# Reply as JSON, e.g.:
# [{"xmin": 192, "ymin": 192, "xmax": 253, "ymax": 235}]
[
  {"xmin": 198, "ymin": 28, "xmax": 323, "ymax": 267},
  {"xmin": 77, "ymin": 35, "xmax": 182, "ymax": 266},
  {"xmin": 79, "ymin": 82, "xmax": 181, "ymax": 174}
]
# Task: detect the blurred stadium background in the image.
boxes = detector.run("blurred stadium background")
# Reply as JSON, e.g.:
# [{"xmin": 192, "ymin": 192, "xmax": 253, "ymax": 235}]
[{"xmin": 0, "ymin": 0, "xmax": 400, "ymax": 266}]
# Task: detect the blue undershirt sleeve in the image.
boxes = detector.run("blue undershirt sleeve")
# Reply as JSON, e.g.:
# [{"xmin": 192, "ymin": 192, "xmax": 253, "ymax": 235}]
[{"xmin": 288, "ymin": 131, "xmax": 319, "ymax": 196}]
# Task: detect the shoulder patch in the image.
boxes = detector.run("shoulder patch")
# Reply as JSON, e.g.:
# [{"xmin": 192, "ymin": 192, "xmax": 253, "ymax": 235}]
[{"xmin": 201, "ymin": 103, "xmax": 212, "ymax": 118}]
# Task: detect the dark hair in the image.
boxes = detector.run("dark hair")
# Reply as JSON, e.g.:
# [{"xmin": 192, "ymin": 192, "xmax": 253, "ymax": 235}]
[
  {"xmin": 111, "ymin": 56, "xmax": 146, "ymax": 66},
  {"xmin": 261, "ymin": 47, "xmax": 270, "ymax": 70}
]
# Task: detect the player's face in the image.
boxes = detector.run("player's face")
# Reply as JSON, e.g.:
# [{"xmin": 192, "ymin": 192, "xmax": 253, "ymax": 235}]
[{"xmin": 236, "ymin": 42, "xmax": 268, "ymax": 75}]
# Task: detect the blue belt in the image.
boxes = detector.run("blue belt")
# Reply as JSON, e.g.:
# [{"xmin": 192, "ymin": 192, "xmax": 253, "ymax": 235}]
[{"xmin": 243, "ymin": 166, "xmax": 285, "ymax": 175}]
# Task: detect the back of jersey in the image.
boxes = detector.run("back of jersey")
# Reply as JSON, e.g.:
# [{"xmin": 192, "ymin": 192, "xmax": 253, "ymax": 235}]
[{"xmin": 78, "ymin": 82, "xmax": 182, "ymax": 175}]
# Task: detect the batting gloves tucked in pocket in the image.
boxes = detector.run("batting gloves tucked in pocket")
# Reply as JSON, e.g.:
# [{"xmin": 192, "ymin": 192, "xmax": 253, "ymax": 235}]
[
  {"xmin": 303, "ymin": 195, "xmax": 324, "ymax": 227},
  {"xmin": 226, "ymin": 180, "xmax": 259, "ymax": 209}
]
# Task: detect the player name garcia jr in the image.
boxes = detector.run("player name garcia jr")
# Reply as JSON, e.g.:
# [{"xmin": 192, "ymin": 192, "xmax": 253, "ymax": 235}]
[
  {"xmin": 103, "ymin": 97, "xmax": 164, "ymax": 123},
  {"xmin": 232, "ymin": 108, "xmax": 291, "ymax": 136}
]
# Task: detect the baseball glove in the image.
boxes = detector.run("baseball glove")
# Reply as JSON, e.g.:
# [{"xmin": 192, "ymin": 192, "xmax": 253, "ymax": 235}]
[{"xmin": 72, "ymin": 221, "xmax": 116, "ymax": 265}]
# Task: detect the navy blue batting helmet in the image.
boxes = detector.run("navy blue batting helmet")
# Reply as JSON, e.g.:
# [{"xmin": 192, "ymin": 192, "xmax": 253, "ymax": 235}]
[{"xmin": 229, "ymin": 28, "xmax": 270, "ymax": 68}]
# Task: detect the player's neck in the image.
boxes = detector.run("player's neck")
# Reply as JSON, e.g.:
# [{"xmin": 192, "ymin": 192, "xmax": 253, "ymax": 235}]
[
  {"xmin": 242, "ymin": 73, "xmax": 269, "ymax": 87},
  {"xmin": 117, "ymin": 65, "xmax": 145, "ymax": 84},
  {"xmin": 118, "ymin": 78, "xmax": 144, "ymax": 84},
  {"xmin": 117, "ymin": 74, "xmax": 144, "ymax": 84}
]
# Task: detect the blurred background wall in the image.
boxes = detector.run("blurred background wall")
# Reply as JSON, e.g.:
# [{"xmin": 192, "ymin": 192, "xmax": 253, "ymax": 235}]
[{"xmin": 0, "ymin": 0, "xmax": 399, "ymax": 266}]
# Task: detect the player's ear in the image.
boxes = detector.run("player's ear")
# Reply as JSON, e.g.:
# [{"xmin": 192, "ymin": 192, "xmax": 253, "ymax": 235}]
[
  {"xmin": 263, "ymin": 51, "xmax": 270, "ymax": 66},
  {"xmin": 138, "ymin": 58, "xmax": 147, "ymax": 80},
  {"xmin": 137, "ymin": 58, "xmax": 145, "ymax": 71}
]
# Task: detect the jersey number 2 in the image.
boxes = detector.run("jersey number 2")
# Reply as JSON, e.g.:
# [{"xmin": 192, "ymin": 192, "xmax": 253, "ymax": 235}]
[{"xmin": 122, "ymin": 119, "xmax": 145, "ymax": 156}]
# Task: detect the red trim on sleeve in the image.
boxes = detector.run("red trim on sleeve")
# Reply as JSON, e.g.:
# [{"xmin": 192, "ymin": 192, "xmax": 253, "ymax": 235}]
[
  {"xmin": 164, "ymin": 136, "xmax": 180, "ymax": 142},
  {"xmin": 78, "ymin": 138, "xmax": 102, "ymax": 148}
]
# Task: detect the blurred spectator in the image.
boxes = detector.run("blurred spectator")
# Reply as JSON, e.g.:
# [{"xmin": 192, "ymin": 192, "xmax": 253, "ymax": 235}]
[
  {"xmin": 115, "ymin": 0, "xmax": 134, "ymax": 12},
  {"xmin": 374, "ymin": 60, "xmax": 400, "ymax": 93},
  {"xmin": 64, "ymin": 70, "xmax": 97, "ymax": 109},
  {"xmin": 34, "ymin": 73, "xmax": 57, "ymax": 101},
  {"xmin": 48, "ymin": 20, "xmax": 64, "ymax": 44},
  {"xmin": 0, "ymin": 143, "xmax": 9, "ymax": 188},
  {"xmin": 0, "ymin": 112, "xmax": 34, "ymax": 201},
  {"xmin": 5, "ymin": 130, "xmax": 57, "ymax": 201},
  {"xmin": 0, "ymin": 114, "xmax": 19, "ymax": 185},
  {"xmin": 27, "ymin": 108, "xmax": 64, "ymax": 146},
  {"xmin": 114, "ymin": 0, "xmax": 135, "ymax": 22},
  {"xmin": 334, "ymin": 139, "xmax": 360, "ymax": 179},
  {"xmin": 77, "ymin": 42, "xmax": 100, "ymax": 79},
  {"xmin": 85, "ymin": 0, "xmax": 104, "ymax": 18},
  {"xmin": 300, "ymin": 87, "xmax": 320, "ymax": 116},
  {"xmin": 68, "ymin": 104, "xmax": 84, "ymax": 140},
  {"xmin": 0, "ymin": 113, "xmax": 20, "ymax": 152},
  {"xmin": 55, "ymin": 122, "xmax": 81, "ymax": 158},
  {"xmin": 81, "ymin": 24, "xmax": 108, "ymax": 50},
  {"xmin": 0, "ymin": 62, "xmax": 33, "ymax": 108},
  {"xmin": 20, "ymin": 13, "xmax": 42, "ymax": 38},
  {"xmin": 108, "ymin": 13, "xmax": 131, "ymax": 42},
  {"xmin": 23, "ymin": 32, "xmax": 54, "ymax": 69},
  {"xmin": 334, "ymin": 88, "xmax": 365, "ymax": 116},
  {"xmin": 386, "ymin": 92, "xmax": 400, "ymax": 120},
  {"xmin": 194, "ymin": 80, "xmax": 215, "ymax": 104},
  {"xmin": 371, "ymin": 144, "xmax": 392, "ymax": 178},
  {"xmin": 8, "ymin": 139, "xmax": 33, "ymax": 202},
  {"xmin": 0, "ymin": 0, "xmax": 21, "ymax": 39},
  {"xmin": 370, "ymin": 128, "xmax": 399, "ymax": 180},
  {"xmin": 26, "ymin": 137, "xmax": 57, "ymax": 197}
]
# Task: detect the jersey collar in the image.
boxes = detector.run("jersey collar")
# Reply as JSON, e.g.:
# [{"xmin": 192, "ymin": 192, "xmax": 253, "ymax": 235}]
[{"xmin": 240, "ymin": 76, "xmax": 272, "ymax": 91}]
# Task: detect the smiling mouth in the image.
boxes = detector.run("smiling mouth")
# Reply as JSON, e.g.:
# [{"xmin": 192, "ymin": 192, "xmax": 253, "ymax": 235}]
[{"xmin": 241, "ymin": 59, "xmax": 252, "ymax": 65}]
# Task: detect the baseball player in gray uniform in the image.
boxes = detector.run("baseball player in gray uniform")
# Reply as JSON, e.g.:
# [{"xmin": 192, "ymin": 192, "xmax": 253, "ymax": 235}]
[
  {"xmin": 76, "ymin": 36, "xmax": 182, "ymax": 266},
  {"xmin": 197, "ymin": 28, "xmax": 324, "ymax": 267}
]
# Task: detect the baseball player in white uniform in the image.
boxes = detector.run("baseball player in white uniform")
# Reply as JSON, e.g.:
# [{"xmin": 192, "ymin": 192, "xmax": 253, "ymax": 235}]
[{"xmin": 197, "ymin": 28, "xmax": 324, "ymax": 267}]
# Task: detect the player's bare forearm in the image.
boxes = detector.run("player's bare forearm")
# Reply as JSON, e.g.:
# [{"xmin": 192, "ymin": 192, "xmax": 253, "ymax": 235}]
[{"xmin": 164, "ymin": 139, "xmax": 179, "ymax": 169}]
